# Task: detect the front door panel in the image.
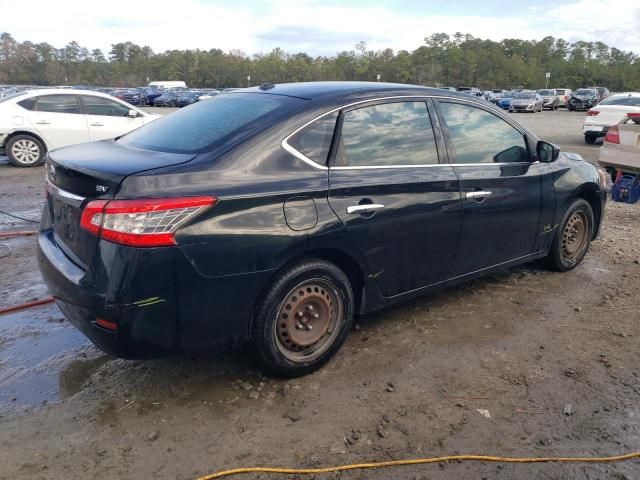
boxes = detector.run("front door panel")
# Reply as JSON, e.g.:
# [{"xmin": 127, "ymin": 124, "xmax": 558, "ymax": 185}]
[{"xmin": 435, "ymin": 100, "xmax": 547, "ymax": 274}]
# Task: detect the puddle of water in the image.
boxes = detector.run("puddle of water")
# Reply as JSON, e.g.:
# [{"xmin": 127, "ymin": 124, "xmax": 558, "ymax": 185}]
[{"xmin": 0, "ymin": 304, "xmax": 109, "ymax": 410}]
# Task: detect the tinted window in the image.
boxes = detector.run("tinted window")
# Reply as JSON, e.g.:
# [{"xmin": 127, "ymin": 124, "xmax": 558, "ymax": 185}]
[
  {"xmin": 35, "ymin": 95, "xmax": 80, "ymax": 114},
  {"xmin": 288, "ymin": 112, "xmax": 338, "ymax": 166},
  {"xmin": 556, "ymin": 89, "xmax": 566, "ymax": 95},
  {"xmin": 575, "ymin": 89, "xmax": 597, "ymax": 96},
  {"xmin": 17, "ymin": 97, "xmax": 36, "ymax": 110},
  {"xmin": 440, "ymin": 102, "xmax": 529, "ymax": 164},
  {"xmin": 118, "ymin": 93, "xmax": 292, "ymax": 154},
  {"xmin": 82, "ymin": 96, "xmax": 131, "ymax": 116},
  {"xmin": 335, "ymin": 102, "xmax": 438, "ymax": 167},
  {"xmin": 599, "ymin": 96, "xmax": 640, "ymax": 106}
]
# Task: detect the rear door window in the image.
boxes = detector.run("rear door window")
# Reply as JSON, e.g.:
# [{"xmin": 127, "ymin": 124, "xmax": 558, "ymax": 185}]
[
  {"xmin": 34, "ymin": 95, "xmax": 81, "ymax": 114},
  {"xmin": 334, "ymin": 101, "xmax": 439, "ymax": 167},
  {"xmin": 439, "ymin": 102, "xmax": 529, "ymax": 164}
]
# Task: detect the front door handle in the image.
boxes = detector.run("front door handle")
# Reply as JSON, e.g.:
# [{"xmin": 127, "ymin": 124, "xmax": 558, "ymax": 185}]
[
  {"xmin": 35, "ymin": 121, "xmax": 51, "ymax": 125},
  {"xmin": 90, "ymin": 122, "xmax": 104, "ymax": 127},
  {"xmin": 464, "ymin": 191, "xmax": 492, "ymax": 200},
  {"xmin": 346, "ymin": 204, "xmax": 385, "ymax": 214}
]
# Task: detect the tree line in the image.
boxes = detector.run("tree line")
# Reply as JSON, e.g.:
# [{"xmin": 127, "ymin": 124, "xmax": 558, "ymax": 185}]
[{"xmin": 1, "ymin": 32, "xmax": 638, "ymax": 91}]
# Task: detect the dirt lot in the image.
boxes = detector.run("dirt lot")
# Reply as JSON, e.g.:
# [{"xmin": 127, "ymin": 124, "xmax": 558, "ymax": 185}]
[{"xmin": 1, "ymin": 109, "xmax": 639, "ymax": 480}]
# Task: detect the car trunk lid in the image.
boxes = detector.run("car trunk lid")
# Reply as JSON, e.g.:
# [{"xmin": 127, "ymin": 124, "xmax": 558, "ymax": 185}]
[{"xmin": 45, "ymin": 140, "xmax": 197, "ymax": 268}]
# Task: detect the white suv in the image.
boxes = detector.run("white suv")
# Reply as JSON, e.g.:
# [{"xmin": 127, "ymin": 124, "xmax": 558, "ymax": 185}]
[{"xmin": 0, "ymin": 89, "xmax": 158, "ymax": 167}]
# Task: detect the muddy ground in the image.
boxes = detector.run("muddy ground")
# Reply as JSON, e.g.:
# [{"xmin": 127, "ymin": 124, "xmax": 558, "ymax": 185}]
[{"xmin": 0, "ymin": 109, "xmax": 639, "ymax": 480}]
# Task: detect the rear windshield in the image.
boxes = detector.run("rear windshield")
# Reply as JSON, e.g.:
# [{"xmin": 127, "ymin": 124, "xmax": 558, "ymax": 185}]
[
  {"xmin": 556, "ymin": 89, "xmax": 566, "ymax": 94},
  {"xmin": 538, "ymin": 90, "xmax": 554, "ymax": 96},
  {"xmin": 599, "ymin": 96, "xmax": 640, "ymax": 106},
  {"xmin": 575, "ymin": 89, "xmax": 596, "ymax": 96},
  {"xmin": 118, "ymin": 92, "xmax": 294, "ymax": 154}
]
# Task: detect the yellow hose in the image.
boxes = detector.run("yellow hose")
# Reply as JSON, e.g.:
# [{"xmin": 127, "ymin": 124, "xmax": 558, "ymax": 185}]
[{"xmin": 196, "ymin": 451, "xmax": 640, "ymax": 479}]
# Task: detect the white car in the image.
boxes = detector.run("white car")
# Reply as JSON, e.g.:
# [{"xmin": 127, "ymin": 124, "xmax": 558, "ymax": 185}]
[
  {"xmin": 598, "ymin": 113, "xmax": 640, "ymax": 178},
  {"xmin": 0, "ymin": 89, "xmax": 158, "ymax": 167},
  {"xmin": 583, "ymin": 92, "xmax": 640, "ymax": 144}
]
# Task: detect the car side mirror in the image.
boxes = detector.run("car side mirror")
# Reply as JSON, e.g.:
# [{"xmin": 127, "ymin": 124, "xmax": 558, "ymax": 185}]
[
  {"xmin": 127, "ymin": 109, "xmax": 138, "ymax": 118},
  {"xmin": 537, "ymin": 140, "xmax": 560, "ymax": 163}
]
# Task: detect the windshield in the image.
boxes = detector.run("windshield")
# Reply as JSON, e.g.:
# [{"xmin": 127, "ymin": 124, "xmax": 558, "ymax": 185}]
[
  {"xmin": 515, "ymin": 92, "xmax": 535, "ymax": 99},
  {"xmin": 118, "ymin": 92, "xmax": 294, "ymax": 154},
  {"xmin": 575, "ymin": 89, "xmax": 596, "ymax": 96},
  {"xmin": 538, "ymin": 90, "xmax": 554, "ymax": 96},
  {"xmin": 599, "ymin": 95, "xmax": 640, "ymax": 106}
]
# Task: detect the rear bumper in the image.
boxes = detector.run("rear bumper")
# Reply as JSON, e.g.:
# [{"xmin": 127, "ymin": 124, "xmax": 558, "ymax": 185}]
[
  {"xmin": 598, "ymin": 144, "xmax": 640, "ymax": 172},
  {"xmin": 37, "ymin": 228, "xmax": 181, "ymax": 358},
  {"xmin": 583, "ymin": 124, "xmax": 609, "ymax": 137},
  {"xmin": 37, "ymin": 212, "xmax": 275, "ymax": 358}
]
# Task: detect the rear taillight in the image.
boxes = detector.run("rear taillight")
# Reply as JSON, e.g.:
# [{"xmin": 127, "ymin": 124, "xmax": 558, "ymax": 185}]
[
  {"xmin": 604, "ymin": 125, "xmax": 620, "ymax": 144},
  {"xmin": 80, "ymin": 196, "xmax": 216, "ymax": 247},
  {"xmin": 586, "ymin": 110, "xmax": 599, "ymax": 116},
  {"xmin": 627, "ymin": 112, "xmax": 640, "ymax": 125}
]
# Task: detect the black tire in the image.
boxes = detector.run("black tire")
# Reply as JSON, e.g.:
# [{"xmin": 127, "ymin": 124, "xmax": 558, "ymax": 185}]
[
  {"xmin": 585, "ymin": 134, "xmax": 597, "ymax": 144},
  {"xmin": 251, "ymin": 259, "xmax": 354, "ymax": 377},
  {"xmin": 6, "ymin": 134, "xmax": 45, "ymax": 167},
  {"xmin": 545, "ymin": 198, "xmax": 594, "ymax": 272}
]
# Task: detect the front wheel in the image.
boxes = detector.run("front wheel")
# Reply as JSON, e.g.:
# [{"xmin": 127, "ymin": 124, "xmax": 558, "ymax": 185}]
[
  {"xmin": 251, "ymin": 259, "xmax": 354, "ymax": 377},
  {"xmin": 6, "ymin": 134, "xmax": 45, "ymax": 167},
  {"xmin": 545, "ymin": 198, "xmax": 594, "ymax": 271}
]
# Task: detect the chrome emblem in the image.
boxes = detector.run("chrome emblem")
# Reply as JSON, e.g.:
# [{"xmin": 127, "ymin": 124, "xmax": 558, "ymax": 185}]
[{"xmin": 96, "ymin": 185, "xmax": 109, "ymax": 193}]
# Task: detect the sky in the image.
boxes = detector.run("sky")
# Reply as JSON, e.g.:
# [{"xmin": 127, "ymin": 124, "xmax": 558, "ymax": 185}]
[{"xmin": 1, "ymin": 0, "xmax": 639, "ymax": 56}]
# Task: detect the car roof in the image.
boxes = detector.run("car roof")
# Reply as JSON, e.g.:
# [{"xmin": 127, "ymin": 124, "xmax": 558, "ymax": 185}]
[
  {"xmin": 15, "ymin": 88, "xmax": 120, "ymax": 99},
  {"xmin": 235, "ymin": 81, "xmax": 470, "ymax": 102},
  {"xmin": 607, "ymin": 92, "xmax": 640, "ymax": 98}
]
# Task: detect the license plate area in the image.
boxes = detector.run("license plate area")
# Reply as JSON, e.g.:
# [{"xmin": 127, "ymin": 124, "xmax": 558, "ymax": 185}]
[{"xmin": 51, "ymin": 195, "xmax": 81, "ymax": 245}]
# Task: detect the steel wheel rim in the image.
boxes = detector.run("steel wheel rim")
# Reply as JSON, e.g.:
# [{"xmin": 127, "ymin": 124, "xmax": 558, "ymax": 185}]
[
  {"xmin": 11, "ymin": 139, "xmax": 40, "ymax": 164},
  {"xmin": 274, "ymin": 278, "xmax": 343, "ymax": 363},
  {"xmin": 562, "ymin": 211, "xmax": 588, "ymax": 264}
]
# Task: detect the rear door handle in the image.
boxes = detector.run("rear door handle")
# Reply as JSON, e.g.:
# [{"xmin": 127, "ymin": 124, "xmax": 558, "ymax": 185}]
[
  {"xmin": 90, "ymin": 122, "xmax": 104, "ymax": 127},
  {"xmin": 464, "ymin": 191, "xmax": 492, "ymax": 200},
  {"xmin": 346, "ymin": 204, "xmax": 385, "ymax": 214},
  {"xmin": 35, "ymin": 121, "xmax": 51, "ymax": 125}
]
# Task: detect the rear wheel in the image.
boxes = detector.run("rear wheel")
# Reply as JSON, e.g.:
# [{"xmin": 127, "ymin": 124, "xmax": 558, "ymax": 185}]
[
  {"xmin": 545, "ymin": 199, "xmax": 594, "ymax": 271},
  {"xmin": 251, "ymin": 259, "xmax": 354, "ymax": 377},
  {"xmin": 6, "ymin": 134, "xmax": 45, "ymax": 167},
  {"xmin": 585, "ymin": 134, "xmax": 597, "ymax": 144}
]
